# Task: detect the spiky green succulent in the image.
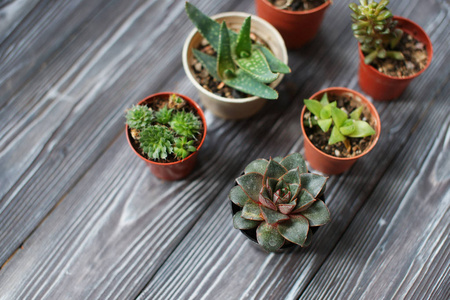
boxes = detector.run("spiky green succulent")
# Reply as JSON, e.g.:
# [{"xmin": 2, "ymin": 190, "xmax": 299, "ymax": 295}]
[
  {"xmin": 155, "ymin": 105, "xmax": 173, "ymax": 124},
  {"xmin": 304, "ymin": 93, "xmax": 376, "ymax": 145},
  {"xmin": 186, "ymin": 2, "xmax": 290, "ymax": 100},
  {"xmin": 125, "ymin": 105, "xmax": 153, "ymax": 130},
  {"xmin": 350, "ymin": 0, "xmax": 404, "ymax": 64},
  {"xmin": 169, "ymin": 111, "xmax": 201, "ymax": 139},
  {"xmin": 139, "ymin": 125, "xmax": 175, "ymax": 160},
  {"xmin": 174, "ymin": 137, "xmax": 197, "ymax": 159},
  {"xmin": 230, "ymin": 153, "xmax": 331, "ymax": 252}
]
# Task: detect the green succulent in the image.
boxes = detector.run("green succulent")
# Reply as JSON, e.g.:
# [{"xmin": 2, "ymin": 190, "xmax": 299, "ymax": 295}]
[
  {"xmin": 169, "ymin": 111, "xmax": 201, "ymax": 139},
  {"xmin": 349, "ymin": 0, "xmax": 404, "ymax": 64},
  {"xmin": 230, "ymin": 153, "xmax": 331, "ymax": 252},
  {"xmin": 155, "ymin": 105, "xmax": 173, "ymax": 124},
  {"xmin": 125, "ymin": 105, "xmax": 153, "ymax": 130},
  {"xmin": 304, "ymin": 93, "xmax": 376, "ymax": 145},
  {"xmin": 139, "ymin": 125, "xmax": 175, "ymax": 160},
  {"xmin": 174, "ymin": 137, "xmax": 197, "ymax": 159},
  {"xmin": 186, "ymin": 2, "xmax": 291, "ymax": 99}
]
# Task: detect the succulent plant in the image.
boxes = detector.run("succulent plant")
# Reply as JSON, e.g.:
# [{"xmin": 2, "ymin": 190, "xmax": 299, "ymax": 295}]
[
  {"xmin": 169, "ymin": 111, "xmax": 202, "ymax": 139},
  {"xmin": 174, "ymin": 137, "xmax": 197, "ymax": 159},
  {"xmin": 304, "ymin": 93, "xmax": 376, "ymax": 145},
  {"xmin": 126, "ymin": 94, "xmax": 203, "ymax": 161},
  {"xmin": 186, "ymin": 2, "xmax": 291, "ymax": 99},
  {"xmin": 230, "ymin": 153, "xmax": 331, "ymax": 252},
  {"xmin": 349, "ymin": 0, "xmax": 404, "ymax": 64},
  {"xmin": 139, "ymin": 125, "xmax": 175, "ymax": 160},
  {"xmin": 125, "ymin": 105, "xmax": 153, "ymax": 130}
]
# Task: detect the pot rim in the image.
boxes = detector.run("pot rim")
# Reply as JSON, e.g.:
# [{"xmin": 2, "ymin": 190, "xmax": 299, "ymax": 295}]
[
  {"xmin": 260, "ymin": 0, "xmax": 332, "ymax": 15},
  {"xmin": 182, "ymin": 11, "xmax": 288, "ymax": 104},
  {"xmin": 125, "ymin": 92, "xmax": 207, "ymax": 166},
  {"xmin": 358, "ymin": 16, "xmax": 433, "ymax": 81},
  {"xmin": 300, "ymin": 87, "xmax": 381, "ymax": 162}
]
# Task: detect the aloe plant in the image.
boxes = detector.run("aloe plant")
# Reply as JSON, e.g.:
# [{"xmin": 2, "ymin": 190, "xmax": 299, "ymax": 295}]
[
  {"xmin": 126, "ymin": 95, "xmax": 202, "ymax": 161},
  {"xmin": 304, "ymin": 93, "xmax": 376, "ymax": 145},
  {"xmin": 349, "ymin": 0, "xmax": 404, "ymax": 64},
  {"xmin": 231, "ymin": 153, "xmax": 331, "ymax": 252},
  {"xmin": 186, "ymin": 2, "xmax": 290, "ymax": 100}
]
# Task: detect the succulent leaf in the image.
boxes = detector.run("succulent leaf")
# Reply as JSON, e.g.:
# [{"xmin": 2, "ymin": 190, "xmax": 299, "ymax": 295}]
[
  {"xmin": 292, "ymin": 188, "xmax": 316, "ymax": 213},
  {"xmin": 280, "ymin": 153, "xmax": 308, "ymax": 173},
  {"xmin": 155, "ymin": 105, "xmax": 173, "ymax": 125},
  {"xmin": 300, "ymin": 173, "xmax": 327, "ymax": 198},
  {"xmin": 331, "ymin": 107, "xmax": 348, "ymax": 129},
  {"xmin": 272, "ymin": 156, "xmax": 283, "ymax": 163},
  {"xmin": 304, "ymin": 99, "xmax": 323, "ymax": 118},
  {"xmin": 237, "ymin": 172, "xmax": 264, "ymax": 202},
  {"xmin": 256, "ymin": 222, "xmax": 285, "ymax": 252},
  {"xmin": 278, "ymin": 215, "xmax": 309, "ymax": 246},
  {"xmin": 254, "ymin": 45, "xmax": 290, "ymax": 74},
  {"xmin": 288, "ymin": 183, "xmax": 301, "ymax": 199},
  {"xmin": 242, "ymin": 200, "xmax": 264, "ymax": 221},
  {"xmin": 139, "ymin": 125, "xmax": 175, "ymax": 160},
  {"xmin": 173, "ymin": 137, "xmax": 197, "ymax": 159},
  {"xmin": 236, "ymin": 49, "xmax": 278, "ymax": 83},
  {"xmin": 303, "ymin": 230, "xmax": 313, "ymax": 247},
  {"xmin": 169, "ymin": 111, "xmax": 201, "ymax": 138},
  {"xmin": 126, "ymin": 105, "xmax": 153, "ymax": 130},
  {"xmin": 259, "ymin": 186, "xmax": 277, "ymax": 210},
  {"xmin": 217, "ymin": 22, "xmax": 236, "ymax": 80},
  {"xmin": 260, "ymin": 206, "xmax": 289, "ymax": 225},
  {"xmin": 244, "ymin": 159, "xmax": 269, "ymax": 175},
  {"xmin": 263, "ymin": 159, "xmax": 288, "ymax": 182},
  {"xmin": 233, "ymin": 211, "xmax": 260, "ymax": 230},
  {"xmin": 266, "ymin": 178, "xmax": 279, "ymax": 194},
  {"xmin": 320, "ymin": 93, "xmax": 330, "ymax": 106},
  {"xmin": 347, "ymin": 120, "xmax": 376, "ymax": 138},
  {"xmin": 329, "ymin": 126, "xmax": 347, "ymax": 145},
  {"xmin": 229, "ymin": 186, "xmax": 250, "ymax": 207},
  {"xmin": 235, "ymin": 16, "xmax": 252, "ymax": 58},
  {"xmin": 350, "ymin": 106, "xmax": 363, "ymax": 120},
  {"xmin": 185, "ymin": 2, "xmax": 222, "ymax": 51},
  {"xmin": 301, "ymin": 200, "xmax": 331, "ymax": 226},
  {"xmin": 224, "ymin": 69, "xmax": 278, "ymax": 100},
  {"xmin": 279, "ymin": 168, "xmax": 301, "ymax": 185},
  {"xmin": 318, "ymin": 118, "xmax": 332, "ymax": 132},
  {"xmin": 193, "ymin": 49, "xmax": 220, "ymax": 80},
  {"xmin": 339, "ymin": 119, "xmax": 356, "ymax": 136},
  {"xmin": 278, "ymin": 200, "xmax": 296, "ymax": 214}
]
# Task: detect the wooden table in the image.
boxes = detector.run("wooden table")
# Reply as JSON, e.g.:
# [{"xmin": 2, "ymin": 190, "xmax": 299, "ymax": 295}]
[{"xmin": 1, "ymin": 0, "xmax": 449, "ymax": 299}]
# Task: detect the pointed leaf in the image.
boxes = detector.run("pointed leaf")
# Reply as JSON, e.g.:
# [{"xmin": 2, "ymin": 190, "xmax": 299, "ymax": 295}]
[
  {"xmin": 292, "ymin": 188, "xmax": 315, "ymax": 213},
  {"xmin": 331, "ymin": 106, "xmax": 348, "ymax": 128},
  {"xmin": 278, "ymin": 215, "xmax": 309, "ymax": 246},
  {"xmin": 229, "ymin": 185, "xmax": 250, "ymax": 207},
  {"xmin": 320, "ymin": 105, "xmax": 332, "ymax": 119},
  {"xmin": 233, "ymin": 211, "xmax": 260, "ymax": 230},
  {"xmin": 350, "ymin": 106, "xmax": 363, "ymax": 120},
  {"xmin": 329, "ymin": 126, "xmax": 346, "ymax": 145},
  {"xmin": 347, "ymin": 121, "xmax": 376, "ymax": 138},
  {"xmin": 193, "ymin": 49, "xmax": 219, "ymax": 80},
  {"xmin": 259, "ymin": 187, "xmax": 277, "ymax": 211},
  {"xmin": 256, "ymin": 222, "xmax": 285, "ymax": 252},
  {"xmin": 301, "ymin": 200, "xmax": 331, "ymax": 226},
  {"xmin": 236, "ymin": 172, "xmax": 263, "ymax": 202},
  {"xmin": 217, "ymin": 22, "xmax": 235, "ymax": 79},
  {"xmin": 244, "ymin": 159, "xmax": 269, "ymax": 175},
  {"xmin": 280, "ymin": 153, "xmax": 308, "ymax": 173},
  {"xmin": 300, "ymin": 173, "xmax": 327, "ymax": 198},
  {"xmin": 263, "ymin": 159, "xmax": 288, "ymax": 182},
  {"xmin": 318, "ymin": 119, "xmax": 332, "ymax": 132},
  {"xmin": 273, "ymin": 156, "xmax": 283, "ymax": 163},
  {"xmin": 289, "ymin": 183, "xmax": 300, "ymax": 199},
  {"xmin": 242, "ymin": 200, "xmax": 263, "ymax": 221},
  {"xmin": 236, "ymin": 49, "xmax": 278, "ymax": 83},
  {"xmin": 261, "ymin": 206, "xmax": 289, "ymax": 224},
  {"xmin": 320, "ymin": 93, "xmax": 329, "ymax": 106},
  {"xmin": 224, "ymin": 69, "xmax": 278, "ymax": 99},
  {"xmin": 235, "ymin": 16, "xmax": 252, "ymax": 58},
  {"xmin": 340, "ymin": 119, "xmax": 356, "ymax": 136},
  {"xmin": 275, "ymin": 179, "xmax": 288, "ymax": 193},
  {"xmin": 278, "ymin": 199, "xmax": 296, "ymax": 214},
  {"xmin": 185, "ymin": 2, "xmax": 221, "ymax": 51},
  {"xmin": 255, "ymin": 45, "xmax": 290, "ymax": 74},
  {"xmin": 304, "ymin": 99, "xmax": 323, "ymax": 118},
  {"xmin": 279, "ymin": 168, "xmax": 300, "ymax": 185},
  {"xmin": 266, "ymin": 178, "xmax": 278, "ymax": 194}
]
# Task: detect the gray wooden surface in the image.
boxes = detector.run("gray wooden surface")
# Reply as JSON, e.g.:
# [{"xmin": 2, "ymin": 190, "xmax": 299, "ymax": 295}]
[{"xmin": 0, "ymin": 0, "xmax": 449, "ymax": 299}]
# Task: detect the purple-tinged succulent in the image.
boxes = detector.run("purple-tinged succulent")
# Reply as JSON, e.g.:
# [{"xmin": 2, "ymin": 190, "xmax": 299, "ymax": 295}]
[{"xmin": 230, "ymin": 153, "xmax": 331, "ymax": 252}]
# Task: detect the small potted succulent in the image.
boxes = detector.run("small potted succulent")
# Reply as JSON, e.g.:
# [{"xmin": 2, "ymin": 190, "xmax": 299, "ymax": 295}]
[
  {"xmin": 125, "ymin": 92, "xmax": 207, "ymax": 181},
  {"xmin": 183, "ymin": 2, "xmax": 290, "ymax": 119},
  {"xmin": 255, "ymin": 0, "xmax": 332, "ymax": 49},
  {"xmin": 300, "ymin": 87, "xmax": 381, "ymax": 174},
  {"xmin": 230, "ymin": 153, "xmax": 331, "ymax": 252},
  {"xmin": 350, "ymin": 0, "xmax": 433, "ymax": 101}
]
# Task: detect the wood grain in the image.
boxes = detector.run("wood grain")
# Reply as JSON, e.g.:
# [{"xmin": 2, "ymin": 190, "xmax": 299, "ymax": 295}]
[{"xmin": 0, "ymin": 0, "xmax": 448, "ymax": 299}]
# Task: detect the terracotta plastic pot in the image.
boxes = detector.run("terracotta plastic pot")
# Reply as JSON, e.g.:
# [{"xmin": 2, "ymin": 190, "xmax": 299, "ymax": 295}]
[
  {"xmin": 255, "ymin": 0, "xmax": 331, "ymax": 49},
  {"xmin": 300, "ymin": 87, "xmax": 381, "ymax": 175},
  {"xmin": 358, "ymin": 16, "xmax": 433, "ymax": 101},
  {"xmin": 125, "ymin": 92, "xmax": 207, "ymax": 181},
  {"xmin": 182, "ymin": 12, "xmax": 288, "ymax": 120}
]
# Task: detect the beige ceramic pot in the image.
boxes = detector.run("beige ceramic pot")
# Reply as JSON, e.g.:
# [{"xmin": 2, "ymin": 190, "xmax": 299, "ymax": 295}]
[{"xmin": 182, "ymin": 12, "xmax": 288, "ymax": 120}]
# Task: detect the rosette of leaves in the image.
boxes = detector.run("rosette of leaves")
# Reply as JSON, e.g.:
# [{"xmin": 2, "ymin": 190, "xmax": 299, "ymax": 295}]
[
  {"xmin": 349, "ymin": 0, "xmax": 404, "ymax": 64},
  {"xmin": 169, "ymin": 111, "xmax": 202, "ymax": 139},
  {"xmin": 139, "ymin": 125, "xmax": 175, "ymax": 160},
  {"xmin": 125, "ymin": 105, "xmax": 153, "ymax": 130},
  {"xmin": 174, "ymin": 137, "xmax": 197, "ymax": 159},
  {"xmin": 155, "ymin": 105, "xmax": 173, "ymax": 124},
  {"xmin": 304, "ymin": 93, "xmax": 376, "ymax": 145},
  {"xmin": 186, "ymin": 2, "xmax": 291, "ymax": 99},
  {"xmin": 230, "ymin": 153, "xmax": 331, "ymax": 252}
]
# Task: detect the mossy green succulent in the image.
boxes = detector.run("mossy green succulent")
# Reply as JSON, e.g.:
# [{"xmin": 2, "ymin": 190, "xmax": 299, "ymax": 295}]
[
  {"xmin": 174, "ymin": 137, "xmax": 197, "ymax": 159},
  {"xmin": 139, "ymin": 125, "xmax": 175, "ymax": 160},
  {"xmin": 169, "ymin": 111, "xmax": 201, "ymax": 139},
  {"xmin": 155, "ymin": 105, "xmax": 173, "ymax": 124},
  {"xmin": 125, "ymin": 105, "xmax": 153, "ymax": 130}
]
